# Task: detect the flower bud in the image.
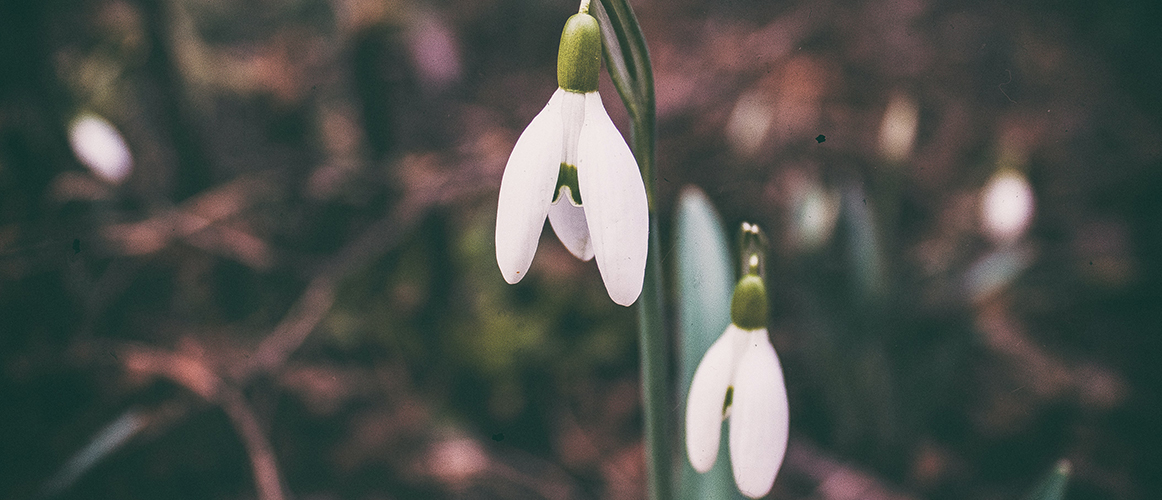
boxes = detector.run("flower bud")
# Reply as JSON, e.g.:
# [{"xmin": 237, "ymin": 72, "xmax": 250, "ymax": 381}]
[{"xmin": 557, "ymin": 13, "xmax": 601, "ymax": 93}]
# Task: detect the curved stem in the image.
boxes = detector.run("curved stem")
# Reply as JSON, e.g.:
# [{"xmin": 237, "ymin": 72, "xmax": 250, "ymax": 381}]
[{"xmin": 598, "ymin": 0, "xmax": 656, "ymax": 209}]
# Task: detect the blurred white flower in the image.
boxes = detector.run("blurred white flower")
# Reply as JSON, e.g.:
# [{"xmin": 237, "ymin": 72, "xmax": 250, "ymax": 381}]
[
  {"xmin": 981, "ymin": 169, "xmax": 1035, "ymax": 244},
  {"xmin": 726, "ymin": 89, "xmax": 774, "ymax": 158},
  {"xmin": 68, "ymin": 113, "xmax": 132, "ymax": 184},
  {"xmin": 786, "ymin": 173, "xmax": 841, "ymax": 252},
  {"xmin": 406, "ymin": 9, "xmax": 462, "ymax": 92},
  {"xmin": 878, "ymin": 93, "xmax": 920, "ymax": 164},
  {"xmin": 685, "ymin": 323, "xmax": 789, "ymax": 498}
]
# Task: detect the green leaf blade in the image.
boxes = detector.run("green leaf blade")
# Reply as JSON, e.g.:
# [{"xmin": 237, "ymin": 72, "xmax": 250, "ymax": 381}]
[
  {"xmin": 1024, "ymin": 459, "xmax": 1071, "ymax": 500},
  {"xmin": 675, "ymin": 186, "xmax": 744, "ymax": 500}
]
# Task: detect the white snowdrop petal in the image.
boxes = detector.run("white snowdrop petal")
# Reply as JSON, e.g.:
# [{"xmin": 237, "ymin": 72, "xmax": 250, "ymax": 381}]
[
  {"xmin": 548, "ymin": 197, "xmax": 594, "ymax": 261},
  {"xmin": 496, "ymin": 89, "xmax": 566, "ymax": 284},
  {"xmin": 560, "ymin": 91, "xmax": 586, "ymax": 168},
  {"xmin": 728, "ymin": 329, "xmax": 789, "ymax": 499},
  {"xmin": 576, "ymin": 92, "xmax": 648, "ymax": 306},
  {"xmin": 69, "ymin": 113, "xmax": 133, "ymax": 184},
  {"xmin": 685, "ymin": 327, "xmax": 739, "ymax": 473}
]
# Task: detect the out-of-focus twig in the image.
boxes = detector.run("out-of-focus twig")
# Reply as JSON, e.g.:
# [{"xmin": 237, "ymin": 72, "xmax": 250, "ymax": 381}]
[
  {"xmin": 101, "ymin": 172, "xmax": 276, "ymax": 269},
  {"xmin": 242, "ymin": 153, "xmax": 487, "ymax": 380},
  {"xmin": 117, "ymin": 344, "xmax": 286, "ymax": 500},
  {"xmin": 246, "ymin": 278, "xmax": 337, "ymax": 378},
  {"xmin": 485, "ymin": 453, "xmax": 577, "ymax": 500},
  {"xmin": 784, "ymin": 437, "xmax": 916, "ymax": 500},
  {"xmin": 39, "ymin": 400, "xmax": 193, "ymax": 498},
  {"xmin": 218, "ymin": 385, "xmax": 288, "ymax": 500},
  {"xmin": 46, "ymin": 153, "xmax": 491, "ymax": 498}
]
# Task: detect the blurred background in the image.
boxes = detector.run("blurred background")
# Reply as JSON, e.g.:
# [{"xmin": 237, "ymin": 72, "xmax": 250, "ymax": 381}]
[{"xmin": 2, "ymin": 0, "xmax": 1160, "ymax": 498}]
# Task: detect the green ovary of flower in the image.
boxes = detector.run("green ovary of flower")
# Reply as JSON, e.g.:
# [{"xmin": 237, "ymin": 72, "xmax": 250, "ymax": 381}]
[
  {"xmin": 557, "ymin": 13, "xmax": 601, "ymax": 93},
  {"xmin": 730, "ymin": 274, "xmax": 768, "ymax": 330}
]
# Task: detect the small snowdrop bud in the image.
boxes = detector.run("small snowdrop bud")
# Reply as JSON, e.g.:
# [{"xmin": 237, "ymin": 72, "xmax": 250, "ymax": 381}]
[{"xmin": 68, "ymin": 113, "xmax": 133, "ymax": 184}]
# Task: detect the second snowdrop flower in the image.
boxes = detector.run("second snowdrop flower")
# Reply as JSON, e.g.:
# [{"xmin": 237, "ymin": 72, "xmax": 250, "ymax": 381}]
[
  {"xmin": 686, "ymin": 224, "xmax": 790, "ymax": 498},
  {"xmin": 495, "ymin": 3, "xmax": 648, "ymax": 306}
]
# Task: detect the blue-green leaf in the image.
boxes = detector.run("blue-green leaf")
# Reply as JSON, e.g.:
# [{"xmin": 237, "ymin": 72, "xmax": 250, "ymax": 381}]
[
  {"xmin": 1024, "ymin": 460, "xmax": 1071, "ymax": 500},
  {"xmin": 675, "ymin": 186, "xmax": 744, "ymax": 500}
]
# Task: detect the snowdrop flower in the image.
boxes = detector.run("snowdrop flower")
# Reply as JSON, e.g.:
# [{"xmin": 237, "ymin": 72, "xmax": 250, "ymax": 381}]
[
  {"xmin": 686, "ymin": 226, "xmax": 789, "ymax": 498},
  {"xmin": 495, "ymin": 3, "xmax": 648, "ymax": 306}
]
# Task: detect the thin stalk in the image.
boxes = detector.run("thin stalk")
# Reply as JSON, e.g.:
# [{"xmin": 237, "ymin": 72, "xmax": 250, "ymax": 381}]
[
  {"xmin": 596, "ymin": 0, "xmax": 657, "ymax": 209},
  {"xmin": 638, "ymin": 218, "xmax": 670, "ymax": 500}
]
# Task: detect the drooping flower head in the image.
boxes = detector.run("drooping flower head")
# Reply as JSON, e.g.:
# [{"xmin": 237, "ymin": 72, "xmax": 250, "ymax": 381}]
[
  {"xmin": 686, "ymin": 223, "xmax": 790, "ymax": 498},
  {"xmin": 495, "ymin": 1, "xmax": 648, "ymax": 306}
]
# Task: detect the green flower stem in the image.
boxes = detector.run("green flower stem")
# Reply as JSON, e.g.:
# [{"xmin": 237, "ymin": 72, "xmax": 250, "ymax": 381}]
[
  {"xmin": 593, "ymin": 0, "xmax": 668, "ymax": 498},
  {"xmin": 638, "ymin": 218, "xmax": 670, "ymax": 500},
  {"xmin": 602, "ymin": 0, "xmax": 655, "ymax": 209}
]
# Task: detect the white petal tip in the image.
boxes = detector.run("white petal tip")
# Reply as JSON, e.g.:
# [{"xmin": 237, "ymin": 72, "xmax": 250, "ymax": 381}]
[
  {"xmin": 500, "ymin": 269, "xmax": 523, "ymax": 285},
  {"xmin": 686, "ymin": 430, "xmax": 719, "ymax": 473},
  {"xmin": 737, "ymin": 480, "xmax": 774, "ymax": 499},
  {"xmin": 609, "ymin": 289, "xmax": 641, "ymax": 307},
  {"xmin": 495, "ymin": 239, "xmax": 535, "ymax": 285},
  {"xmin": 594, "ymin": 239, "xmax": 646, "ymax": 308},
  {"xmin": 597, "ymin": 252, "xmax": 645, "ymax": 306},
  {"xmin": 690, "ymin": 453, "xmax": 716, "ymax": 474},
  {"xmin": 729, "ymin": 333, "xmax": 789, "ymax": 499},
  {"xmin": 548, "ymin": 199, "xmax": 594, "ymax": 261},
  {"xmin": 734, "ymin": 448, "xmax": 779, "ymax": 498}
]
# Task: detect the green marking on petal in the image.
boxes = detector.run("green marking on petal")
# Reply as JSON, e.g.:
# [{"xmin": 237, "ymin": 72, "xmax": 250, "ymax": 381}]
[
  {"xmin": 554, "ymin": 162, "xmax": 583, "ymax": 206},
  {"xmin": 722, "ymin": 385, "xmax": 734, "ymax": 416},
  {"xmin": 557, "ymin": 14, "xmax": 601, "ymax": 93},
  {"xmin": 730, "ymin": 274, "xmax": 768, "ymax": 330}
]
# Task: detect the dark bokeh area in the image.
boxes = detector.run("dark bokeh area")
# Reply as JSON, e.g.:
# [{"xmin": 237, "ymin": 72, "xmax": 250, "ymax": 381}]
[{"xmin": 2, "ymin": 0, "xmax": 1160, "ymax": 499}]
